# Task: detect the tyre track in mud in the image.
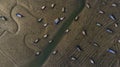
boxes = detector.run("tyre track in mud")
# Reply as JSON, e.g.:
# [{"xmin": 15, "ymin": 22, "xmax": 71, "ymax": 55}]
[
  {"xmin": 10, "ymin": 0, "xmax": 38, "ymax": 34},
  {"xmin": 0, "ymin": 48, "xmax": 18, "ymax": 67},
  {"xmin": 9, "ymin": 1, "xmax": 19, "ymax": 34},
  {"xmin": 0, "ymin": 0, "xmax": 31, "ymax": 66},
  {"xmin": 10, "ymin": 0, "xmax": 40, "ymax": 52},
  {"xmin": 0, "ymin": 1, "xmax": 19, "ymax": 67}
]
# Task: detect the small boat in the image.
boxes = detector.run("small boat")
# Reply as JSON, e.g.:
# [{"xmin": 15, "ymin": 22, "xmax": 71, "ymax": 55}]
[
  {"xmin": 109, "ymin": 14, "xmax": 116, "ymax": 20},
  {"xmin": 52, "ymin": 50, "xmax": 58, "ymax": 55},
  {"xmin": 0, "ymin": 16, "xmax": 7, "ymax": 21},
  {"xmin": 35, "ymin": 51, "xmax": 41, "ymax": 56},
  {"xmin": 43, "ymin": 34, "xmax": 48, "ymax": 38},
  {"xmin": 16, "ymin": 13, "xmax": 23, "ymax": 18},
  {"xmin": 71, "ymin": 56, "xmax": 77, "ymax": 61},
  {"xmin": 41, "ymin": 6, "xmax": 46, "ymax": 10},
  {"xmin": 51, "ymin": 4, "xmax": 56, "ymax": 8},
  {"xmin": 74, "ymin": 16, "xmax": 79, "ymax": 21},
  {"xmin": 106, "ymin": 28, "xmax": 113, "ymax": 33},
  {"xmin": 65, "ymin": 29, "xmax": 70, "ymax": 33},
  {"xmin": 54, "ymin": 18, "xmax": 60, "ymax": 24},
  {"xmin": 76, "ymin": 45, "xmax": 83, "ymax": 51},
  {"xmin": 107, "ymin": 48, "xmax": 117, "ymax": 54},
  {"xmin": 82, "ymin": 30, "xmax": 87, "ymax": 36},
  {"xmin": 62, "ymin": 7, "xmax": 66, "ymax": 13},
  {"xmin": 37, "ymin": 18, "xmax": 43, "ymax": 22},
  {"xmin": 90, "ymin": 58, "xmax": 95, "ymax": 64},
  {"xmin": 33, "ymin": 38, "xmax": 40, "ymax": 44},
  {"xmin": 86, "ymin": 3, "xmax": 91, "ymax": 8},
  {"xmin": 96, "ymin": 22, "xmax": 102, "ymax": 27}
]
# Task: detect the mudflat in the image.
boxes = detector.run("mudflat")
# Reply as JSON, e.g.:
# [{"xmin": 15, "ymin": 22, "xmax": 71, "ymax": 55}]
[
  {"xmin": 0, "ymin": 0, "xmax": 79, "ymax": 67},
  {"xmin": 0, "ymin": 0, "xmax": 120, "ymax": 67},
  {"xmin": 43, "ymin": 0, "xmax": 120, "ymax": 67}
]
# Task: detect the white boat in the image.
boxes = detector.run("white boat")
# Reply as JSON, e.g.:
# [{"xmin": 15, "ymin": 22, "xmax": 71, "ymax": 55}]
[{"xmin": 16, "ymin": 13, "xmax": 23, "ymax": 18}]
